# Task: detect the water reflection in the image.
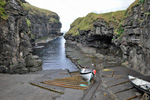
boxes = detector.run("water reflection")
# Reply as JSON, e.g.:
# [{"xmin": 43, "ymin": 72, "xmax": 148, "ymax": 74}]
[{"xmin": 33, "ymin": 36, "xmax": 78, "ymax": 72}]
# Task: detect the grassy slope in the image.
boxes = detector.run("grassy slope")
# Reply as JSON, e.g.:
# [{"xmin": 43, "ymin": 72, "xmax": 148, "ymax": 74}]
[
  {"xmin": 66, "ymin": 0, "xmax": 145, "ymax": 36},
  {"xmin": 23, "ymin": 3, "xmax": 57, "ymax": 16},
  {"xmin": 113, "ymin": 0, "xmax": 146, "ymax": 39},
  {"xmin": 23, "ymin": 3, "xmax": 60, "ymax": 24},
  {"xmin": 66, "ymin": 10, "xmax": 126, "ymax": 36}
]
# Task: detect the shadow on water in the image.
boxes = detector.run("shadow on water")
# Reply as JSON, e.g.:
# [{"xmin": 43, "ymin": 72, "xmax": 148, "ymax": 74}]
[{"xmin": 33, "ymin": 36, "xmax": 79, "ymax": 72}]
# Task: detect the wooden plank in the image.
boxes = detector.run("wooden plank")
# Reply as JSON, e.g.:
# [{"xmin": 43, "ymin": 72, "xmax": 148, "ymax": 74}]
[
  {"xmin": 114, "ymin": 87, "xmax": 134, "ymax": 94},
  {"xmin": 30, "ymin": 82, "xmax": 64, "ymax": 94},
  {"xmin": 104, "ymin": 77, "xmax": 124, "ymax": 84},
  {"xmin": 47, "ymin": 80, "xmax": 88, "ymax": 85},
  {"xmin": 44, "ymin": 81, "xmax": 89, "ymax": 88},
  {"xmin": 107, "ymin": 80, "xmax": 130, "ymax": 88},
  {"xmin": 102, "ymin": 74, "xmax": 123, "ymax": 78},
  {"xmin": 42, "ymin": 82, "xmax": 88, "ymax": 90},
  {"xmin": 124, "ymin": 94, "xmax": 141, "ymax": 100}
]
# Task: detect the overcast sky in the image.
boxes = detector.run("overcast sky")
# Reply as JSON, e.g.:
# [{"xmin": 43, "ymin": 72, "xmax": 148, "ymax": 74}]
[{"xmin": 25, "ymin": 0, "xmax": 135, "ymax": 32}]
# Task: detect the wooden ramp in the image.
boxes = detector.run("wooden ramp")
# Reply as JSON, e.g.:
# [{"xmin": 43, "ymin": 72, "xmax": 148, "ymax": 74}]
[{"xmin": 41, "ymin": 75, "xmax": 89, "ymax": 90}]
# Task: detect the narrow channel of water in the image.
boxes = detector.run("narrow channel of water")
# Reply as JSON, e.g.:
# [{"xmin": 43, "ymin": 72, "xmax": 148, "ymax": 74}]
[{"xmin": 33, "ymin": 36, "xmax": 79, "ymax": 72}]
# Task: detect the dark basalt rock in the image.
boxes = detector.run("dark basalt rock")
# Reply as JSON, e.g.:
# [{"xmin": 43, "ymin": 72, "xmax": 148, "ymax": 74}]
[
  {"xmin": 65, "ymin": 18, "xmax": 121, "ymax": 56},
  {"xmin": 0, "ymin": 0, "xmax": 60, "ymax": 74},
  {"xmin": 113, "ymin": 0, "xmax": 150, "ymax": 75},
  {"xmin": 65, "ymin": 0, "xmax": 150, "ymax": 76}
]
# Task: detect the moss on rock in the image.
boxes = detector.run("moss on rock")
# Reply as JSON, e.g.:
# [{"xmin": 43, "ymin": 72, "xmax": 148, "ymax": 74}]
[
  {"xmin": 66, "ymin": 10, "xmax": 126, "ymax": 36},
  {"xmin": 23, "ymin": 3, "xmax": 57, "ymax": 17},
  {"xmin": 0, "ymin": 0, "xmax": 8, "ymax": 20}
]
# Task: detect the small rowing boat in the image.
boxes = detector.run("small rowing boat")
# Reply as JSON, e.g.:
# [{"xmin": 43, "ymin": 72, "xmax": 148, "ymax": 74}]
[
  {"xmin": 80, "ymin": 68, "xmax": 96, "ymax": 82},
  {"xmin": 128, "ymin": 75, "xmax": 150, "ymax": 95}
]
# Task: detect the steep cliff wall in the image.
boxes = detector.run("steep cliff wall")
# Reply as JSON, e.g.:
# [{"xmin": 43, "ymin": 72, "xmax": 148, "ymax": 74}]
[
  {"xmin": 65, "ymin": 0, "xmax": 150, "ymax": 76},
  {"xmin": 113, "ymin": 0, "xmax": 150, "ymax": 75},
  {"xmin": 65, "ymin": 11, "xmax": 125, "ymax": 56},
  {"xmin": 23, "ymin": 3, "xmax": 62, "ymax": 40},
  {"xmin": 0, "ymin": 0, "xmax": 61, "ymax": 74}
]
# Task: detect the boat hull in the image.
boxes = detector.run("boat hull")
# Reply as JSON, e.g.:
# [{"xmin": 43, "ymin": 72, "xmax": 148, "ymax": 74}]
[
  {"xmin": 128, "ymin": 75, "xmax": 150, "ymax": 95},
  {"xmin": 80, "ymin": 68, "xmax": 94, "ymax": 82},
  {"xmin": 80, "ymin": 72, "xmax": 94, "ymax": 82}
]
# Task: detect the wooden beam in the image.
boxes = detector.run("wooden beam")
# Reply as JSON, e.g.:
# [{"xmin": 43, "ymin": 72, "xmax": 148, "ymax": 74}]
[
  {"xmin": 104, "ymin": 77, "xmax": 124, "ymax": 84},
  {"xmin": 30, "ymin": 82, "xmax": 64, "ymax": 94},
  {"xmin": 107, "ymin": 80, "xmax": 130, "ymax": 88},
  {"xmin": 124, "ymin": 94, "xmax": 141, "ymax": 100},
  {"xmin": 114, "ymin": 87, "xmax": 134, "ymax": 94}
]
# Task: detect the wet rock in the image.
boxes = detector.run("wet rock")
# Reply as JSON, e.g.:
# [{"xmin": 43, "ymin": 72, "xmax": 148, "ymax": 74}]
[
  {"xmin": 26, "ymin": 55, "xmax": 42, "ymax": 68},
  {"xmin": 0, "ymin": 66, "xmax": 8, "ymax": 73}
]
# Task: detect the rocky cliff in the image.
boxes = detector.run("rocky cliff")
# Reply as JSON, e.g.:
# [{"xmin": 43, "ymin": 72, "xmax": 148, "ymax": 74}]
[
  {"xmin": 113, "ymin": 0, "xmax": 150, "ymax": 75},
  {"xmin": 65, "ymin": 11, "xmax": 125, "ymax": 56},
  {"xmin": 23, "ymin": 3, "xmax": 62, "ymax": 40},
  {"xmin": 0, "ymin": 0, "xmax": 61, "ymax": 74},
  {"xmin": 65, "ymin": 0, "xmax": 150, "ymax": 75}
]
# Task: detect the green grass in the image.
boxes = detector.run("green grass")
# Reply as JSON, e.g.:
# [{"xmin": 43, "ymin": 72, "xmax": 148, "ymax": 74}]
[
  {"xmin": 49, "ymin": 17, "xmax": 59, "ymax": 23},
  {"xmin": 66, "ymin": 0, "xmax": 146, "ymax": 37},
  {"xmin": 126, "ymin": 0, "xmax": 145, "ymax": 15},
  {"xmin": 66, "ymin": 10, "xmax": 126, "ymax": 36},
  {"xmin": 25, "ymin": 18, "xmax": 31, "ymax": 27},
  {"xmin": 0, "ymin": 0, "xmax": 8, "ymax": 20},
  {"xmin": 23, "ymin": 3, "xmax": 57, "ymax": 16}
]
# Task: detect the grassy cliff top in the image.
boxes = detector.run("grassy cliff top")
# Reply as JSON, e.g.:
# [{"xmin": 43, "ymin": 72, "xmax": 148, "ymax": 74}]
[
  {"xmin": 66, "ymin": 10, "xmax": 126, "ymax": 36},
  {"xmin": 126, "ymin": 0, "xmax": 145, "ymax": 14},
  {"xmin": 23, "ymin": 3, "xmax": 57, "ymax": 17}
]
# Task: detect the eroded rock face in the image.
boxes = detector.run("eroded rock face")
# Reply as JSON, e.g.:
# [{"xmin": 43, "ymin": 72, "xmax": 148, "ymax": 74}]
[
  {"xmin": 65, "ymin": 18, "xmax": 121, "ymax": 56},
  {"xmin": 114, "ymin": 1, "xmax": 150, "ymax": 75},
  {"xmin": 27, "ymin": 12, "xmax": 62, "ymax": 39},
  {"xmin": 0, "ymin": 0, "xmax": 42, "ymax": 74}
]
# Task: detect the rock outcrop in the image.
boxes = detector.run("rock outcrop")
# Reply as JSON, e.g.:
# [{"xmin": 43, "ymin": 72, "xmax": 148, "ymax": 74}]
[
  {"xmin": 24, "ymin": 3, "xmax": 62, "ymax": 40},
  {"xmin": 65, "ymin": 0, "xmax": 150, "ymax": 76},
  {"xmin": 0, "ymin": 0, "xmax": 61, "ymax": 74},
  {"xmin": 113, "ymin": 0, "xmax": 150, "ymax": 75},
  {"xmin": 65, "ymin": 12, "xmax": 124, "ymax": 56}
]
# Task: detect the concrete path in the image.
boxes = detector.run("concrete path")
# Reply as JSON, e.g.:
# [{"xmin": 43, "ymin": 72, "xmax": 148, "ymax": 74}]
[
  {"xmin": 0, "ymin": 44, "xmax": 149, "ymax": 100},
  {"xmin": 0, "ymin": 69, "xmax": 71, "ymax": 100},
  {"xmin": 65, "ymin": 44, "xmax": 150, "ymax": 100}
]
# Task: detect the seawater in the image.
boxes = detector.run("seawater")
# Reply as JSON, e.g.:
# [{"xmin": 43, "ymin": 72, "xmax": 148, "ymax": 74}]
[{"xmin": 33, "ymin": 36, "xmax": 78, "ymax": 72}]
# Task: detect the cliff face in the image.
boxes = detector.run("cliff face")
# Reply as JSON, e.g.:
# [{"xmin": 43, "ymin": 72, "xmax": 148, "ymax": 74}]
[
  {"xmin": 0, "ymin": 0, "xmax": 61, "ymax": 74},
  {"xmin": 65, "ymin": 11, "xmax": 125, "ymax": 56},
  {"xmin": 65, "ymin": 0, "xmax": 150, "ymax": 76},
  {"xmin": 24, "ymin": 3, "xmax": 62, "ymax": 40},
  {"xmin": 113, "ymin": 0, "xmax": 150, "ymax": 75}
]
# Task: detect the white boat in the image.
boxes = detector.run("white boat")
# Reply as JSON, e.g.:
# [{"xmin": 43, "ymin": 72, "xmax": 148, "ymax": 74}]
[
  {"xmin": 128, "ymin": 75, "xmax": 150, "ymax": 95},
  {"xmin": 80, "ymin": 68, "xmax": 95, "ymax": 82}
]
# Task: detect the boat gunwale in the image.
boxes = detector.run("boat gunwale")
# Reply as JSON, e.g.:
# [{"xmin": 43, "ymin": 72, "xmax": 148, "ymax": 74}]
[{"xmin": 128, "ymin": 75, "xmax": 150, "ymax": 95}]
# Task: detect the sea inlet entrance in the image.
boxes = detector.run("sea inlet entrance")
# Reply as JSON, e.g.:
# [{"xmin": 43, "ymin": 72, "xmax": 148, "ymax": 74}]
[{"xmin": 33, "ymin": 36, "xmax": 78, "ymax": 72}]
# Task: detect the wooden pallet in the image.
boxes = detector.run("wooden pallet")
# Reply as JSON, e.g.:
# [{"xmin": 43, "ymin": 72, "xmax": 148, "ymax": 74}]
[{"xmin": 42, "ymin": 75, "xmax": 89, "ymax": 90}]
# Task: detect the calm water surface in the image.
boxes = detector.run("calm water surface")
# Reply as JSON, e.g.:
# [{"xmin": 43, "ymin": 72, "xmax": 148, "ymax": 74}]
[{"xmin": 34, "ymin": 36, "xmax": 78, "ymax": 72}]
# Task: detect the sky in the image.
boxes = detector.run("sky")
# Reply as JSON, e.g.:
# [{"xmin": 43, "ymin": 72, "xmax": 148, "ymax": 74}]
[{"xmin": 25, "ymin": 0, "xmax": 135, "ymax": 32}]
